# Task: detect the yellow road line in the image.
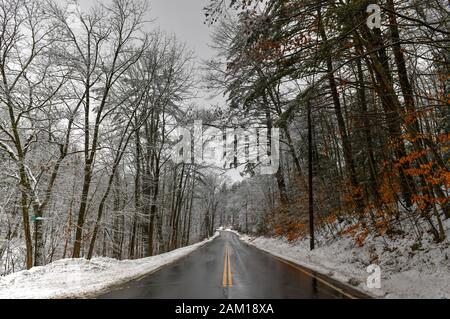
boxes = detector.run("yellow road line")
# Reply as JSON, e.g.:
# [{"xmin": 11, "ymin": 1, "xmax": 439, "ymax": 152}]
[
  {"xmin": 222, "ymin": 247, "xmax": 228, "ymax": 287},
  {"xmin": 227, "ymin": 247, "xmax": 233, "ymax": 287}
]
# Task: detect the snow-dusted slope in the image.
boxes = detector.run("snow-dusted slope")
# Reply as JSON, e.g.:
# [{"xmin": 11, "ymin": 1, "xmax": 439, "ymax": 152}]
[
  {"xmin": 0, "ymin": 233, "xmax": 219, "ymax": 299},
  {"xmin": 232, "ymin": 218, "xmax": 450, "ymax": 299}
]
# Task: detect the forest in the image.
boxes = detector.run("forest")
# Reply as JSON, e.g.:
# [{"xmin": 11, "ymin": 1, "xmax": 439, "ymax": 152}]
[
  {"xmin": 204, "ymin": 0, "xmax": 449, "ymax": 246},
  {"xmin": 0, "ymin": 0, "xmax": 448, "ymax": 277}
]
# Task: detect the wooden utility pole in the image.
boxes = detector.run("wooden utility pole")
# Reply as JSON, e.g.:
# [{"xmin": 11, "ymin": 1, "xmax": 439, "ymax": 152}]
[{"xmin": 307, "ymin": 100, "xmax": 315, "ymax": 250}]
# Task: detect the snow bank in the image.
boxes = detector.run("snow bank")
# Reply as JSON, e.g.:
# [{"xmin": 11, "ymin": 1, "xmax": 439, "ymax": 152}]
[
  {"xmin": 239, "ymin": 219, "xmax": 450, "ymax": 299},
  {"xmin": 223, "ymin": 228, "xmax": 240, "ymax": 236},
  {"xmin": 0, "ymin": 233, "xmax": 219, "ymax": 299}
]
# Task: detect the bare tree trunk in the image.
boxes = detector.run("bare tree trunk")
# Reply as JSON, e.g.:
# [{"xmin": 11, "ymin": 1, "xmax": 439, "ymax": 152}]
[
  {"xmin": 129, "ymin": 129, "xmax": 141, "ymax": 259},
  {"xmin": 185, "ymin": 172, "xmax": 195, "ymax": 246},
  {"xmin": 317, "ymin": 7, "xmax": 364, "ymax": 216},
  {"xmin": 356, "ymin": 56, "xmax": 380, "ymax": 209}
]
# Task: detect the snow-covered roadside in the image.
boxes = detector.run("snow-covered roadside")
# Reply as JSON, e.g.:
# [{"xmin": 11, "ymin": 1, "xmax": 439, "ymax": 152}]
[
  {"xmin": 0, "ymin": 232, "xmax": 219, "ymax": 299},
  {"xmin": 227, "ymin": 219, "xmax": 450, "ymax": 299}
]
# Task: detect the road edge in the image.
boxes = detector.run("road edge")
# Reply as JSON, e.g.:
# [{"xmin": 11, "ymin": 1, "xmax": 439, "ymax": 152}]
[
  {"xmin": 56, "ymin": 233, "xmax": 220, "ymax": 299},
  {"xmin": 235, "ymin": 233, "xmax": 374, "ymax": 299}
]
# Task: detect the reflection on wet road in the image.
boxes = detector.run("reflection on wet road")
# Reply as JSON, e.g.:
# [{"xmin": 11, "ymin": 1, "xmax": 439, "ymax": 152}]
[{"xmin": 98, "ymin": 231, "xmax": 364, "ymax": 299}]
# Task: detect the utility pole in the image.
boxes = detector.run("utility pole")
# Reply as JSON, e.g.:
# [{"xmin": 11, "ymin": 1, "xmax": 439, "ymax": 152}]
[
  {"xmin": 245, "ymin": 195, "xmax": 249, "ymax": 233},
  {"xmin": 307, "ymin": 100, "xmax": 315, "ymax": 250}
]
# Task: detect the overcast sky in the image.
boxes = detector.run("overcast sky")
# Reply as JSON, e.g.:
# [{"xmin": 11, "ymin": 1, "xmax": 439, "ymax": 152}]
[
  {"xmin": 150, "ymin": 0, "xmax": 225, "ymax": 106},
  {"xmin": 76, "ymin": 0, "xmax": 224, "ymax": 107},
  {"xmin": 77, "ymin": 0, "xmax": 215, "ymax": 59},
  {"xmin": 150, "ymin": 0, "xmax": 215, "ymax": 61}
]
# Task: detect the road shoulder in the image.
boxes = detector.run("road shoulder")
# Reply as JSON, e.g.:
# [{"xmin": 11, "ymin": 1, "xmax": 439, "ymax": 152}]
[{"xmin": 230, "ymin": 231, "xmax": 374, "ymax": 299}]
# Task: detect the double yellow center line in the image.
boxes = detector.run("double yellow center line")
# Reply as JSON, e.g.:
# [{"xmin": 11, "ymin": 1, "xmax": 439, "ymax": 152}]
[{"xmin": 222, "ymin": 246, "xmax": 233, "ymax": 287}]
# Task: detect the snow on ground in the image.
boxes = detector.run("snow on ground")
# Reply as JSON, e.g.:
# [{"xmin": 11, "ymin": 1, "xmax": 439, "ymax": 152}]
[
  {"xmin": 232, "ymin": 219, "xmax": 450, "ymax": 299},
  {"xmin": 0, "ymin": 233, "xmax": 219, "ymax": 299}
]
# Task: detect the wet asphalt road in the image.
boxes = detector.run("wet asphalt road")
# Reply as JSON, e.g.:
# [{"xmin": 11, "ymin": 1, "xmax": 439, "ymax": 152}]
[{"xmin": 98, "ymin": 231, "xmax": 363, "ymax": 299}]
